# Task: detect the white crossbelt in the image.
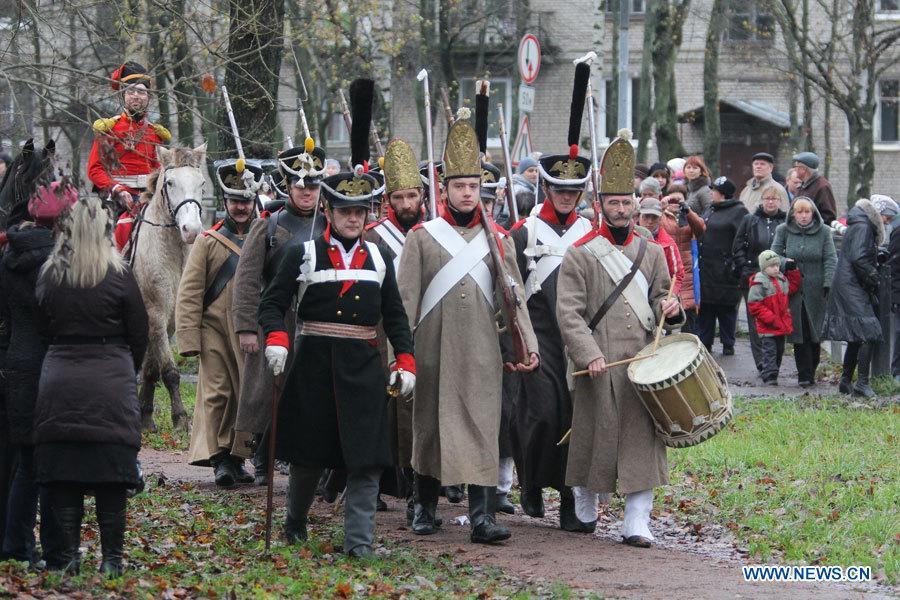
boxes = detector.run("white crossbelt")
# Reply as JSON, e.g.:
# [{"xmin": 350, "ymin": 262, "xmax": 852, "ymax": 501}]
[
  {"xmin": 417, "ymin": 218, "xmax": 493, "ymax": 326},
  {"xmin": 116, "ymin": 174, "xmax": 149, "ymax": 189},
  {"xmin": 524, "ymin": 216, "xmax": 591, "ymax": 300},
  {"xmin": 295, "ymin": 239, "xmax": 386, "ymax": 303},
  {"xmin": 584, "ymin": 238, "xmax": 655, "ymax": 333},
  {"xmin": 373, "ymin": 220, "xmax": 406, "ymax": 273}
]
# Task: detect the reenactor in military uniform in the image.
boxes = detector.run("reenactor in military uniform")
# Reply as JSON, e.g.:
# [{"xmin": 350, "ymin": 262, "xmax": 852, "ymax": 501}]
[
  {"xmin": 175, "ymin": 163, "xmax": 263, "ymax": 487},
  {"xmin": 230, "ymin": 140, "xmax": 328, "ymax": 483},
  {"xmin": 86, "ymin": 61, "xmax": 171, "ymax": 249},
  {"xmin": 398, "ymin": 118, "xmax": 539, "ymax": 545}
]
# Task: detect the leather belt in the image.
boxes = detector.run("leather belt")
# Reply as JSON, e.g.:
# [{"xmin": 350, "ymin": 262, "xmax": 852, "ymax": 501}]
[{"xmin": 301, "ymin": 321, "xmax": 377, "ymax": 340}]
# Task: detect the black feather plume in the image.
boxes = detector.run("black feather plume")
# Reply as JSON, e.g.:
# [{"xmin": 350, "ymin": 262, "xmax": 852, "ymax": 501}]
[
  {"xmin": 568, "ymin": 63, "xmax": 590, "ymax": 149},
  {"xmin": 349, "ymin": 78, "xmax": 374, "ymax": 169},
  {"xmin": 475, "ymin": 80, "xmax": 490, "ymax": 154}
]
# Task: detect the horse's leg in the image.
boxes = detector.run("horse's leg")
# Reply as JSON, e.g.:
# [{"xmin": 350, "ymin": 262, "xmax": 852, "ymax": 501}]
[
  {"xmin": 140, "ymin": 365, "xmax": 159, "ymax": 433},
  {"xmin": 162, "ymin": 362, "xmax": 188, "ymax": 432}
]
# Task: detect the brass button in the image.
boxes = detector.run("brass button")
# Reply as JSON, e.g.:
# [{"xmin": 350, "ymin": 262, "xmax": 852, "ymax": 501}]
[
  {"xmin": 461, "ymin": 293, "xmax": 467, "ymax": 299},
  {"xmin": 626, "ymin": 324, "xmax": 632, "ymax": 329},
  {"xmin": 354, "ymin": 295, "xmax": 361, "ymax": 301},
  {"xmin": 460, "ymin": 281, "xmax": 466, "ymax": 286},
  {"xmin": 625, "ymin": 313, "xmax": 631, "ymax": 318},
  {"xmin": 624, "ymin": 299, "xmax": 630, "ymax": 305},
  {"xmin": 336, "ymin": 310, "xmax": 343, "ymax": 316},
  {"xmin": 352, "ymin": 313, "xmax": 358, "ymax": 318}
]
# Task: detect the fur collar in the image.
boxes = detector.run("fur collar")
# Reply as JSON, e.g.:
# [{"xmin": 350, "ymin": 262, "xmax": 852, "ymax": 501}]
[{"xmin": 854, "ymin": 198, "xmax": 885, "ymax": 246}]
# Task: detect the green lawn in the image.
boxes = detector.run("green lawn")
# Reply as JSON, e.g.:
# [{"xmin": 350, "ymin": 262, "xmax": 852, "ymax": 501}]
[{"xmin": 667, "ymin": 395, "xmax": 899, "ymax": 583}]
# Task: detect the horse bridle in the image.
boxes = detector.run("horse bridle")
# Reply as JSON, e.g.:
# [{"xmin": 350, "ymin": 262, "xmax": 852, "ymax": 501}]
[{"xmin": 141, "ymin": 166, "xmax": 203, "ymax": 228}]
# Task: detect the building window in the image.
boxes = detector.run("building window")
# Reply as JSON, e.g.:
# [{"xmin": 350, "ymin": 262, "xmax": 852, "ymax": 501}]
[
  {"xmin": 604, "ymin": 0, "xmax": 645, "ymax": 14},
  {"xmin": 878, "ymin": 0, "xmax": 899, "ymax": 10},
  {"xmin": 724, "ymin": 2, "xmax": 775, "ymax": 44},
  {"xmin": 458, "ymin": 77, "xmax": 512, "ymax": 148},
  {"xmin": 877, "ymin": 79, "xmax": 899, "ymax": 143},
  {"xmin": 601, "ymin": 78, "xmax": 642, "ymax": 142}
]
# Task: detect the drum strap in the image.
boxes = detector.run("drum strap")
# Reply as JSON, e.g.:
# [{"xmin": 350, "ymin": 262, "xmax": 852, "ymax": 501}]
[{"xmin": 588, "ymin": 238, "xmax": 647, "ymax": 331}]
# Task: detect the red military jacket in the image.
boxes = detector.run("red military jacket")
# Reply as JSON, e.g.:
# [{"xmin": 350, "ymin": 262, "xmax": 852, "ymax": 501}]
[{"xmin": 87, "ymin": 112, "xmax": 171, "ymax": 195}]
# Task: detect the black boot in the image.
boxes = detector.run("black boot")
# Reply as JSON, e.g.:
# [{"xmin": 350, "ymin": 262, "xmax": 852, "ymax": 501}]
[
  {"xmin": 558, "ymin": 487, "xmax": 596, "ymax": 533},
  {"xmin": 520, "ymin": 486, "xmax": 545, "ymax": 518},
  {"xmin": 53, "ymin": 506, "xmax": 83, "ymax": 575},
  {"xmin": 283, "ymin": 515, "xmax": 308, "ymax": 544},
  {"xmin": 496, "ymin": 492, "xmax": 516, "ymax": 514},
  {"xmin": 97, "ymin": 509, "xmax": 126, "ymax": 577},
  {"xmin": 229, "ymin": 456, "xmax": 254, "ymax": 484},
  {"xmin": 852, "ymin": 345, "xmax": 876, "ymax": 398},
  {"xmin": 211, "ymin": 453, "xmax": 236, "ymax": 488},
  {"xmin": 469, "ymin": 485, "xmax": 510, "ymax": 544},
  {"xmin": 445, "ymin": 484, "xmax": 464, "ymax": 503},
  {"xmin": 412, "ymin": 474, "xmax": 440, "ymax": 535}
]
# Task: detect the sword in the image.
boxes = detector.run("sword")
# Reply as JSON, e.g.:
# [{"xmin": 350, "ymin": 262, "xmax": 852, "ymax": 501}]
[
  {"xmin": 338, "ymin": 89, "xmax": 353, "ymax": 139},
  {"xmin": 221, "ymin": 85, "xmax": 256, "ymax": 189},
  {"xmin": 575, "ymin": 52, "xmax": 601, "ymax": 225},
  {"xmin": 264, "ymin": 374, "xmax": 283, "ymax": 553},
  {"xmin": 417, "ymin": 68, "xmax": 438, "ymax": 220}
]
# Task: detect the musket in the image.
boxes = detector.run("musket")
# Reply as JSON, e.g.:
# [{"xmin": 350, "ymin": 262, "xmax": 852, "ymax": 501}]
[
  {"xmin": 338, "ymin": 89, "xmax": 353, "ymax": 138},
  {"xmin": 221, "ymin": 85, "xmax": 255, "ymax": 188},
  {"xmin": 287, "ymin": 22, "xmax": 313, "ymax": 142},
  {"xmin": 370, "ymin": 122, "xmax": 384, "ymax": 158},
  {"xmin": 575, "ymin": 52, "xmax": 601, "ymax": 223},
  {"xmin": 416, "ymin": 69, "xmax": 438, "ymax": 220},
  {"xmin": 496, "ymin": 103, "xmax": 520, "ymax": 223},
  {"xmin": 439, "ymin": 84, "xmax": 455, "ymax": 126}
]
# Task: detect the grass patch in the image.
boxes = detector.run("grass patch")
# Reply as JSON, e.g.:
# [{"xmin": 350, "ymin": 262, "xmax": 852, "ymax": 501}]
[
  {"xmin": 141, "ymin": 383, "xmax": 196, "ymax": 452},
  {"xmin": 0, "ymin": 478, "xmax": 557, "ymax": 599},
  {"xmin": 666, "ymin": 394, "xmax": 899, "ymax": 583}
]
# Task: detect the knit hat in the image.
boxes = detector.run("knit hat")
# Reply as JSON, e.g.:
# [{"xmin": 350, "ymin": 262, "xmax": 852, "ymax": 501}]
[
  {"xmin": 648, "ymin": 162, "xmax": 669, "ymax": 177},
  {"xmin": 666, "ymin": 157, "xmax": 686, "ymax": 173},
  {"xmin": 870, "ymin": 194, "xmax": 898, "ymax": 217},
  {"xmin": 28, "ymin": 181, "xmax": 78, "ymax": 224},
  {"xmin": 710, "ymin": 176, "xmax": 736, "ymax": 198},
  {"xmin": 758, "ymin": 249, "xmax": 780, "ymax": 271},
  {"xmin": 517, "ymin": 157, "xmax": 538, "ymax": 174},
  {"xmin": 639, "ymin": 177, "xmax": 661, "ymax": 196}
]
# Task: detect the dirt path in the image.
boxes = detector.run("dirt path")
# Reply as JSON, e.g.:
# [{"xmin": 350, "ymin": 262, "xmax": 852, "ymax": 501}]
[{"xmin": 139, "ymin": 448, "xmax": 891, "ymax": 599}]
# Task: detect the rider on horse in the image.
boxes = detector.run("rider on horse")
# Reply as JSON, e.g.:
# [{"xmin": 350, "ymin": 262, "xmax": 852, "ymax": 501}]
[{"xmin": 86, "ymin": 61, "xmax": 171, "ymax": 250}]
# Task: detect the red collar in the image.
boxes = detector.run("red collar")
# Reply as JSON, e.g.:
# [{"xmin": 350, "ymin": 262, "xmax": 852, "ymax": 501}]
[
  {"xmin": 598, "ymin": 219, "xmax": 635, "ymax": 246},
  {"xmin": 386, "ymin": 205, "xmax": 422, "ymax": 232},
  {"xmin": 439, "ymin": 202, "xmax": 482, "ymax": 228},
  {"xmin": 538, "ymin": 201, "xmax": 578, "ymax": 226}
]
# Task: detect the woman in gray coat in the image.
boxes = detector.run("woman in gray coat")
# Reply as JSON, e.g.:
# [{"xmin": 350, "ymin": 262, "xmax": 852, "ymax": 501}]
[{"xmin": 771, "ymin": 198, "xmax": 836, "ymax": 386}]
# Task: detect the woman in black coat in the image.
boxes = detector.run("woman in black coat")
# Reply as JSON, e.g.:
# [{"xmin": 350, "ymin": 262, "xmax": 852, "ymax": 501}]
[
  {"xmin": 822, "ymin": 198, "xmax": 884, "ymax": 398},
  {"xmin": 34, "ymin": 197, "xmax": 148, "ymax": 576},
  {"xmin": 732, "ymin": 186, "xmax": 787, "ymax": 376},
  {"xmin": 697, "ymin": 177, "xmax": 749, "ymax": 354}
]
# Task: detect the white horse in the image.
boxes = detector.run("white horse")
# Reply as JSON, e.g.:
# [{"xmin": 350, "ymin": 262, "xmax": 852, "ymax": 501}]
[{"xmin": 131, "ymin": 143, "xmax": 207, "ymax": 432}]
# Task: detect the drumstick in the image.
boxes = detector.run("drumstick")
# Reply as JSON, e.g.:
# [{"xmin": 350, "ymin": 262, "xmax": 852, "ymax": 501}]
[
  {"xmin": 570, "ymin": 353, "xmax": 655, "ymax": 377},
  {"xmin": 652, "ymin": 276, "xmax": 678, "ymax": 352}
]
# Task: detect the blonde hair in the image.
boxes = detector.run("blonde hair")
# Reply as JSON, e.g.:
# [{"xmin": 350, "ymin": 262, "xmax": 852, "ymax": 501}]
[
  {"xmin": 41, "ymin": 197, "xmax": 124, "ymax": 288},
  {"xmin": 792, "ymin": 197, "xmax": 814, "ymax": 213}
]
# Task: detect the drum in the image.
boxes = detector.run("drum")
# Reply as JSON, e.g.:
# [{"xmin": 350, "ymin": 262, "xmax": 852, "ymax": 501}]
[{"xmin": 627, "ymin": 333, "xmax": 732, "ymax": 448}]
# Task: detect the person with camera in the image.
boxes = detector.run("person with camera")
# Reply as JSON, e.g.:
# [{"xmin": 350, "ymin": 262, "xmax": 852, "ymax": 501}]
[
  {"xmin": 733, "ymin": 186, "xmax": 787, "ymax": 378},
  {"xmin": 770, "ymin": 198, "xmax": 836, "ymax": 387},
  {"xmin": 822, "ymin": 198, "xmax": 885, "ymax": 397},
  {"xmin": 659, "ymin": 184, "xmax": 705, "ymax": 332}
]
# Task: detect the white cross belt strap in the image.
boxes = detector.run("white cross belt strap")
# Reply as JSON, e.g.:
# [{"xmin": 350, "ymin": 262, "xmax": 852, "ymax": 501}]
[
  {"xmin": 373, "ymin": 220, "xmax": 405, "ymax": 273},
  {"xmin": 584, "ymin": 238, "xmax": 655, "ymax": 332},
  {"xmin": 417, "ymin": 218, "xmax": 493, "ymax": 326},
  {"xmin": 295, "ymin": 240, "xmax": 386, "ymax": 303},
  {"xmin": 524, "ymin": 216, "xmax": 591, "ymax": 300}
]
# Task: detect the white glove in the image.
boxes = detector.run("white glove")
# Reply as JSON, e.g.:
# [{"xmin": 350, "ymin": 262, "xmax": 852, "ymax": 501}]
[
  {"xmin": 389, "ymin": 369, "xmax": 416, "ymax": 398},
  {"xmin": 265, "ymin": 346, "xmax": 288, "ymax": 376}
]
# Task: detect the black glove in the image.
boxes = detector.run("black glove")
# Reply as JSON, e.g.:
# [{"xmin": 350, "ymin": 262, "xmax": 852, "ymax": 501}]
[
  {"xmin": 784, "ymin": 258, "xmax": 797, "ymax": 271},
  {"xmin": 823, "ymin": 286, "xmax": 830, "ymax": 298}
]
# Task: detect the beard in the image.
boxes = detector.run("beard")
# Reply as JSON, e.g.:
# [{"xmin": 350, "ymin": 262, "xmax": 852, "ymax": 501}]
[{"xmin": 393, "ymin": 206, "xmax": 420, "ymax": 229}]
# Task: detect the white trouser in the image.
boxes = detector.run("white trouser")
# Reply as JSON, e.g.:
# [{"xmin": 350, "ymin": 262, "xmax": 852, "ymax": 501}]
[
  {"xmin": 622, "ymin": 488, "xmax": 654, "ymax": 540},
  {"xmin": 497, "ymin": 457, "xmax": 515, "ymax": 494}
]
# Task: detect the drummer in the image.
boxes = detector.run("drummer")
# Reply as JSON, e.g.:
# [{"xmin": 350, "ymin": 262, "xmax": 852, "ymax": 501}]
[{"xmin": 555, "ymin": 130, "xmax": 684, "ymax": 548}]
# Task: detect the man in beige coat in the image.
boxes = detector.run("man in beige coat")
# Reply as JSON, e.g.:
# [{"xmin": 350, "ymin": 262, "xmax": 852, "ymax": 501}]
[
  {"xmin": 556, "ymin": 132, "xmax": 683, "ymax": 548},
  {"xmin": 398, "ymin": 119, "xmax": 539, "ymax": 545},
  {"xmin": 176, "ymin": 162, "xmax": 261, "ymax": 487},
  {"xmin": 739, "ymin": 152, "xmax": 789, "ymax": 213}
]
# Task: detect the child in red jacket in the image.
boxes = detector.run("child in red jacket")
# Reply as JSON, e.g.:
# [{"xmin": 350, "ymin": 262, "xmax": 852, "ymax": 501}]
[{"xmin": 747, "ymin": 250, "xmax": 802, "ymax": 385}]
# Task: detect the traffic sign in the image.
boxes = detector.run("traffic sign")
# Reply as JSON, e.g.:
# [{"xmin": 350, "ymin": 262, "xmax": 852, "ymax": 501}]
[
  {"xmin": 510, "ymin": 115, "xmax": 533, "ymax": 167},
  {"xmin": 518, "ymin": 84, "xmax": 535, "ymax": 113},
  {"xmin": 517, "ymin": 34, "xmax": 541, "ymax": 85}
]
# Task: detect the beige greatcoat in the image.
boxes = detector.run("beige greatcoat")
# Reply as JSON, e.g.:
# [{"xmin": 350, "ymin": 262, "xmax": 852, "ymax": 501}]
[
  {"xmin": 739, "ymin": 174, "xmax": 789, "ymax": 213},
  {"xmin": 175, "ymin": 226, "xmax": 245, "ymax": 465},
  {"xmin": 556, "ymin": 232, "xmax": 683, "ymax": 494},
  {"xmin": 398, "ymin": 218, "xmax": 539, "ymax": 487}
]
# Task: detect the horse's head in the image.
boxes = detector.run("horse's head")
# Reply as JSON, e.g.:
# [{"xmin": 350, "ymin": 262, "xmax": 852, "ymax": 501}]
[
  {"xmin": 0, "ymin": 138, "xmax": 56, "ymax": 230},
  {"xmin": 157, "ymin": 143, "xmax": 206, "ymax": 244}
]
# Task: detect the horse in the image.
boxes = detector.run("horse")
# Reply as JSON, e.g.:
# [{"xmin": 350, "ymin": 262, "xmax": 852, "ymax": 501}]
[
  {"xmin": 130, "ymin": 143, "xmax": 207, "ymax": 432},
  {"xmin": 0, "ymin": 138, "xmax": 56, "ymax": 234}
]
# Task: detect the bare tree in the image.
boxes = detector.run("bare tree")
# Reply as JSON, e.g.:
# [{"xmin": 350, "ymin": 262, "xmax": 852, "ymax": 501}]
[{"xmin": 701, "ymin": 0, "xmax": 728, "ymax": 174}]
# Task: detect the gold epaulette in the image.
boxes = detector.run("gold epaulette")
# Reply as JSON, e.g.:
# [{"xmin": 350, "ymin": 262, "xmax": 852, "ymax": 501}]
[
  {"xmin": 150, "ymin": 123, "xmax": 172, "ymax": 143},
  {"xmin": 92, "ymin": 115, "xmax": 121, "ymax": 134}
]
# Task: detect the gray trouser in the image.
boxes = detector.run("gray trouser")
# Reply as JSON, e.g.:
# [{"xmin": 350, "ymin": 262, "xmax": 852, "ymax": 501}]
[
  {"xmin": 286, "ymin": 463, "xmax": 382, "ymax": 554},
  {"xmin": 892, "ymin": 309, "xmax": 899, "ymax": 378}
]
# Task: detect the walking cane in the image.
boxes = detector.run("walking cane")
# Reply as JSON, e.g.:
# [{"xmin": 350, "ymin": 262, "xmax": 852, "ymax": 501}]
[{"xmin": 264, "ymin": 374, "xmax": 282, "ymax": 554}]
